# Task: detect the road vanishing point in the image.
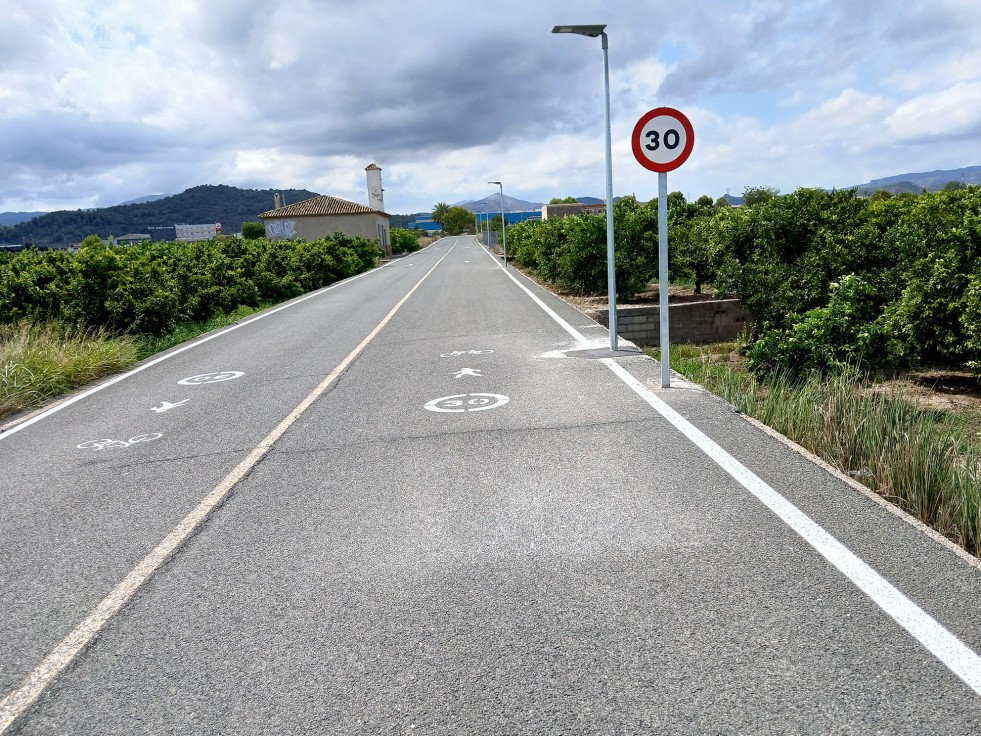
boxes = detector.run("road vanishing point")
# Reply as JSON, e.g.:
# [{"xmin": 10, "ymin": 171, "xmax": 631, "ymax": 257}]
[{"xmin": 2, "ymin": 235, "xmax": 981, "ymax": 734}]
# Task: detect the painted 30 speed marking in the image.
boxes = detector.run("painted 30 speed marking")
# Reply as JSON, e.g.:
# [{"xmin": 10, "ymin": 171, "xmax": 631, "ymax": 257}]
[{"xmin": 424, "ymin": 393, "xmax": 509, "ymax": 413}]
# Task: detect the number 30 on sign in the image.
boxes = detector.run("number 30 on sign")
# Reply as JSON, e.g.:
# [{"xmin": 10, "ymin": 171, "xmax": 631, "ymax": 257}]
[{"xmin": 631, "ymin": 107, "xmax": 694, "ymax": 173}]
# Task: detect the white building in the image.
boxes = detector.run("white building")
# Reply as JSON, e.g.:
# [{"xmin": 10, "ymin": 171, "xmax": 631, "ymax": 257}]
[{"xmin": 175, "ymin": 223, "xmax": 220, "ymax": 242}]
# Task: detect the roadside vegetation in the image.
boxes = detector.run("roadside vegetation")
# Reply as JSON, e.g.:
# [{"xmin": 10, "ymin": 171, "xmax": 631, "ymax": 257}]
[
  {"xmin": 0, "ymin": 233, "xmax": 381, "ymax": 421},
  {"xmin": 390, "ymin": 227, "xmax": 423, "ymax": 255},
  {"xmin": 507, "ymin": 185, "xmax": 981, "ymax": 379},
  {"xmin": 653, "ymin": 343, "xmax": 981, "ymax": 557},
  {"xmin": 0, "ymin": 322, "xmax": 140, "ymax": 418}
]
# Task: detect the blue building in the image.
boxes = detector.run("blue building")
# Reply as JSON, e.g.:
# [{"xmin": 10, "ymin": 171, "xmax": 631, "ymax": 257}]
[
  {"xmin": 475, "ymin": 211, "xmax": 542, "ymax": 227},
  {"xmin": 406, "ymin": 214, "xmax": 441, "ymax": 233},
  {"xmin": 407, "ymin": 209, "xmax": 542, "ymax": 234}
]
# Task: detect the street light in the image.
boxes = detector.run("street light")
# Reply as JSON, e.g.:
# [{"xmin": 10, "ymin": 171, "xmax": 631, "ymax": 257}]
[
  {"xmin": 478, "ymin": 202, "xmax": 489, "ymax": 245},
  {"xmin": 487, "ymin": 181, "xmax": 507, "ymax": 267},
  {"xmin": 552, "ymin": 23, "xmax": 617, "ymax": 350}
]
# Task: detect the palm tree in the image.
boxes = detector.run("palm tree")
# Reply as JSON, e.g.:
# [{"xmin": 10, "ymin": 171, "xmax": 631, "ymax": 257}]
[{"xmin": 431, "ymin": 202, "xmax": 451, "ymax": 224}]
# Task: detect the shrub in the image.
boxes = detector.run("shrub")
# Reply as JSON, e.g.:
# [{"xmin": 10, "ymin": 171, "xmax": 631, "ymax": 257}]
[
  {"xmin": 241, "ymin": 221, "xmax": 265, "ymax": 239},
  {"xmin": 746, "ymin": 274, "xmax": 890, "ymax": 375},
  {"xmin": 391, "ymin": 228, "xmax": 420, "ymax": 255}
]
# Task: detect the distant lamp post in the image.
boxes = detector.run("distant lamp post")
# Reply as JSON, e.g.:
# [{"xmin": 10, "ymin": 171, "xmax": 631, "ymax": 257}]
[
  {"xmin": 478, "ymin": 202, "xmax": 489, "ymax": 244},
  {"xmin": 552, "ymin": 23, "xmax": 617, "ymax": 350},
  {"xmin": 487, "ymin": 181, "xmax": 507, "ymax": 267}
]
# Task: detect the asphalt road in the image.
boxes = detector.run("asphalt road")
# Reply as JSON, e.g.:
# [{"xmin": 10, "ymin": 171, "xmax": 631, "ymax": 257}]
[{"xmin": 2, "ymin": 235, "xmax": 981, "ymax": 734}]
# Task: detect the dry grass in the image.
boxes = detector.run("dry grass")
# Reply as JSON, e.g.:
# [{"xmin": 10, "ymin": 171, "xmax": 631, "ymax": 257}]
[{"xmin": 1, "ymin": 322, "xmax": 140, "ymax": 420}]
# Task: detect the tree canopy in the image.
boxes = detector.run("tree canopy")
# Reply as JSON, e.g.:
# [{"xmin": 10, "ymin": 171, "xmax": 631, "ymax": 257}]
[
  {"xmin": 441, "ymin": 206, "xmax": 475, "ymax": 235},
  {"xmin": 431, "ymin": 202, "xmax": 451, "ymax": 224}
]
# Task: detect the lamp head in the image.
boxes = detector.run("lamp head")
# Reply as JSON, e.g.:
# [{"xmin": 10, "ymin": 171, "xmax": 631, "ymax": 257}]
[{"xmin": 551, "ymin": 24, "xmax": 606, "ymax": 37}]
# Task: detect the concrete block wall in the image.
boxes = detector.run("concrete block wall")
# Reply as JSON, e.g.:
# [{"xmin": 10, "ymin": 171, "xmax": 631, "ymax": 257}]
[{"xmin": 589, "ymin": 299, "xmax": 752, "ymax": 346}]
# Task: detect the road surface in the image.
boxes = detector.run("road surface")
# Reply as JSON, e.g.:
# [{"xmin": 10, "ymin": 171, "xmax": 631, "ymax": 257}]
[{"xmin": 2, "ymin": 235, "xmax": 980, "ymax": 733}]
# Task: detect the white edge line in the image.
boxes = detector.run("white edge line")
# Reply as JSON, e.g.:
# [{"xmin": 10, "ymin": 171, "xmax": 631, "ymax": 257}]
[
  {"xmin": 1, "ymin": 256, "xmax": 406, "ymax": 440},
  {"xmin": 479, "ymin": 242, "xmax": 593, "ymax": 348},
  {"xmin": 0, "ymin": 245, "xmax": 457, "ymax": 732},
  {"xmin": 495, "ymin": 246, "xmax": 981, "ymax": 696},
  {"xmin": 600, "ymin": 358, "xmax": 981, "ymax": 696}
]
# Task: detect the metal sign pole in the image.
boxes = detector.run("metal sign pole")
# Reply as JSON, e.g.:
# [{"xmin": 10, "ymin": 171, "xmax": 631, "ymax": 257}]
[{"xmin": 658, "ymin": 171, "xmax": 670, "ymax": 388}]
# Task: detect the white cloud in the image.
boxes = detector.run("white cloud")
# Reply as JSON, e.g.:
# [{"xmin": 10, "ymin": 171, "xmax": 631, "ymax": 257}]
[
  {"xmin": 887, "ymin": 81, "xmax": 981, "ymax": 143},
  {"xmin": 2, "ymin": 0, "xmax": 981, "ymax": 217}
]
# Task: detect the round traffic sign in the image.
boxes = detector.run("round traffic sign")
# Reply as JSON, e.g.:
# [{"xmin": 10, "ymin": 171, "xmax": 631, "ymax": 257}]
[{"xmin": 631, "ymin": 107, "xmax": 694, "ymax": 173}]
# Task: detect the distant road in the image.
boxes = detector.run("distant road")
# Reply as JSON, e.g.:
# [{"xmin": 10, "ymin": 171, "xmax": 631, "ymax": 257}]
[{"xmin": 2, "ymin": 235, "xmax": 980, "ymax": 733}]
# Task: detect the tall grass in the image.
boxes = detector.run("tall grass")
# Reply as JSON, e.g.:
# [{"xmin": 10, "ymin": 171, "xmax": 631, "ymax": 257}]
[
  {"xmin": 661, "ymin": 344, "xmax": 981, "ymax": 557},
  {"xmin": 1, "ymin": 322, "xmax": 140, "ymax": 419}
]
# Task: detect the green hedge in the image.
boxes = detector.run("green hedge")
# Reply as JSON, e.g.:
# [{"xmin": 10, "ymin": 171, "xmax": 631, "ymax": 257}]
[
  {"xmin": 503, "ymin": 186, "xmax": 981, "ymax": 377},
  {"xmin": 0, "ymin": 234, "xmax": 379, "ymax": 336},
  {"xmin": 713, "ymin": 187, "xmax": 981, "ymax": 375}
]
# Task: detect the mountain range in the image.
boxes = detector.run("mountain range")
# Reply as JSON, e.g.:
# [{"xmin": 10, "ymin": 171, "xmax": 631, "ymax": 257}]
[
  {"xmin": 451, "ymin": 194, "xmax": 545, "ymax": 214},
  {"xmin": 450, "ymin": 195, "xmax": 611, "ymax": 213},
  {"xmin": 847, "ymin": 165, "xmax": 981, "ymax": 194},
  {"xmin": 0, "ymin": 211, "xmax": 47, "ymax": 227}
]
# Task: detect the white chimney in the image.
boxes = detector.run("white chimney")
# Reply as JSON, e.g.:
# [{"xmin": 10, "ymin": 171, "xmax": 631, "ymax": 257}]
[
  {"xmin": 274, "ymin": 192, "xmax": 282, "ymax": 209},
  {"xmin": 366, "ymin": 163, "xmax": 384, "ymax": 212}
]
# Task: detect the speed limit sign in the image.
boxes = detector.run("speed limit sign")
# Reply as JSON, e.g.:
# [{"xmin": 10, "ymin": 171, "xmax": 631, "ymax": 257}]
[
  {"xmin": 631, "ymin": 106, "xmax": 694, "ymax": 389},
  {"xmin": 631, "ymin": 107, "xmax": 694, "ymax": 173}
]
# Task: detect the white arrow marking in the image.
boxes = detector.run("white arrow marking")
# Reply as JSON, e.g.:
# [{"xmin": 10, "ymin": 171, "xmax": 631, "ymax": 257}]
[
  {"xmin": 151, "ymin": 400, "xmax": 190, "ymax": 413},
  {"xmin": 452, "ymin": 368, "xmax": 483, "ymax": 379}
]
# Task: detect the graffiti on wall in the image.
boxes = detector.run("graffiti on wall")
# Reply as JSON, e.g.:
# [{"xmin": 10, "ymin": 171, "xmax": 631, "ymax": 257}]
[{"xmin": 265, "ymin": 219, "xmax": 297, "ymax": 239}]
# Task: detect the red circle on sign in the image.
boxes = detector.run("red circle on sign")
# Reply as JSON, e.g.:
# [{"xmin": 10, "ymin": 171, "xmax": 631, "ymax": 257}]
[{"xmin": 631, "ymin": 107, "xmax": 695, "ymax": 173}]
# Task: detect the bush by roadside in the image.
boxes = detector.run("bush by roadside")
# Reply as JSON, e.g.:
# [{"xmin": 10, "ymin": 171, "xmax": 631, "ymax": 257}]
[
  {"xmin": 0, "ymin": 234, "xmax": 380, "ymax": 337},
  {"xmin": 506, "ymin": 186, "xmax": 981, "ymax": 379},
  {"xmin": 390, "ymin": 228, "xmax": 422, "ymax": 255}
]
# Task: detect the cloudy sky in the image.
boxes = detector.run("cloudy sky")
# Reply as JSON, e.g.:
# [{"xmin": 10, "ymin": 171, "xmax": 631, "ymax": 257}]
[{"xmin": 3, "ymin": 0, "xmax": 981, "ymax": 215}]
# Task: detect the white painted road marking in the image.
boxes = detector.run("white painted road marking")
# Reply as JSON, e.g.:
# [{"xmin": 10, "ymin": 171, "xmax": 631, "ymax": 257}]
[
  {"xmin": 424, "ymin": 393, "xmax": 509, "ymax": 413},
  {"xmin": 76, "ymin": 434, "xmax": 163, "ymax": 451},
  {"xmin": 482, "ymin": 239, "xmax": 981, "ymax": 697},
  {"xmin": 452, "ymin": 368, "xmax": 483, "ymax": 378},
  {"xmin": 151, "ymin": 400, "xmax": 189, "ymax": 413},
  {"xmin": 177, "ymin": 371, "xmax": 243, "ymax": 385},
  {"xmin": 0, "ymin": 244, "xmax": 460, "ymax": 732}
]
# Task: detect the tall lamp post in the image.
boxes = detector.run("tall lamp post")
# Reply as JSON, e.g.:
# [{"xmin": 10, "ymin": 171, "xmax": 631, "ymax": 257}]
[
  {"xmin": 552, "ymin": 23, "xmax": 617, "ymax": 350},
  {"xmin": 487, "ymin": 181, "xmax": 507, "ymax": 267}
]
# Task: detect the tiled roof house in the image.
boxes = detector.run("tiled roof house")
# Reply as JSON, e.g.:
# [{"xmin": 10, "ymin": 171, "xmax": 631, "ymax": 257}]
[{"xmin": 258, "ymin": 194, "xmax": 391, "ymax": 255}]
